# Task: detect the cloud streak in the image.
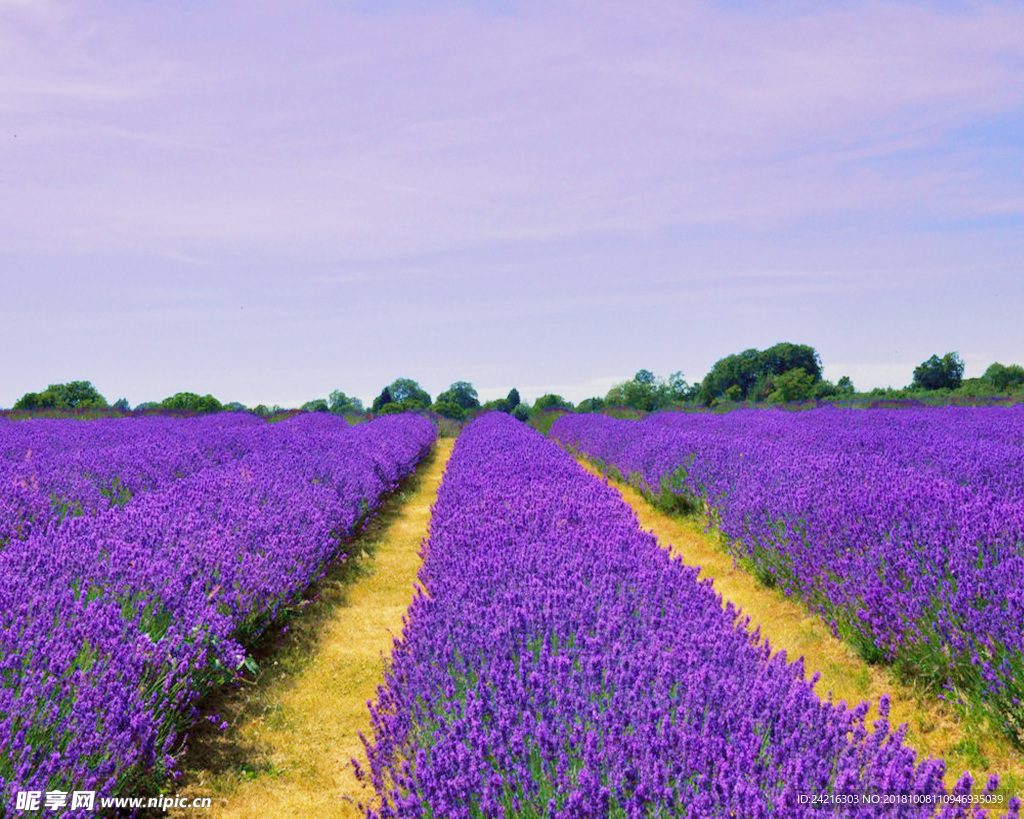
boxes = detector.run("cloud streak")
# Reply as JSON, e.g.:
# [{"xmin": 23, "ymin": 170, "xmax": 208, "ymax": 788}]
[{"xmin": 3, "ymin": 0, "xmax": 1023, "ymax": 258}]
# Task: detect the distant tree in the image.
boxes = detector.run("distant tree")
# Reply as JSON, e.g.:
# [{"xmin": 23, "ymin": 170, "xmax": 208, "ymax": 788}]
[
  {"xmin": 912, "ymin": 353, "xmax": 964, "ymax": 391},
  {"xmin": 435, "ymin": 381, "xmax": 479, "ymax": 411},
  {"xmin": 329, "ymin": 390, "xmax": 364, "ymax": 414},
  {"xmin": 983, "ymin": 362, "xmax": 1024, "ymax": 392},
  {"xmin": 375, "ymin": 402, "xmax": 407, "ymax": 416},
  {"xmin": 432, "ymin": 399, "xmax": 467, "ymax": 420},
  {"xmin": 372, "ymin": 387, "xmax": 393, "ymax": 412},
  {"xmin": 836, "ymin": 376, "xmax": 855, "ymax": 395},
  {"xmin": 224, "ymin": 401, "xmax": 248, "ymax": 412},
  {"xmin": 606, "ymin": 370, "xmax": 691, "ymax": 412},
  {"xmin": 14, "ymin": 380, "xmax": 108, "ymax": 411},
  {"xmin": 506, "ymin": 388, "xmax": 521, "ymax": 410},
  {"xmin": 159, "ymin": 392, "xmax": 223, "ymax": 414},
  {"xmin": 253, "ymin": 404, "xmax": 271, "ymax": 417},
  {"xmin": 112, "ymin": 398, "xmax": 131, "ymax": 412},
  {"xmin": 765, "ymin": 368, "xmax": 816, "ymax": 403},
  {"xmin": 534, "ymin": 394, "xmax": 573, "ymax": 412},
  {"xmin": 576, "ymin": 397, "xmax": 606, "ymax": 413},
  {"xmin": 386, "ymin": 378, "xmax": 431, "ymax": 408},
  {"xmin": 511, "ymin": 404, "xmax": 531, "ymax": 422},
  {"xmin": 665, "ymin": 371, "xmax": 693, "ymax": 402},
  {"xmin": 301, "ymin": 399, "xmax": 329, "ymax": 413},
  {"xmin": 698, "ymin": 344, "xmax": 822, "ymax": 405}
]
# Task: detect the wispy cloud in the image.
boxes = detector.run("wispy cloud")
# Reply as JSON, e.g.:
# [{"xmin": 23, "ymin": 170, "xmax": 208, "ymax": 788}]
[{"xmin": 2, "ymin": 0, "xmax": 1022, "ymax": 258}]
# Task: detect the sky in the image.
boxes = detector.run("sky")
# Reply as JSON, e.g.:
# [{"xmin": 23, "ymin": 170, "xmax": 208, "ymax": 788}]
[{"xmin": 2, "ymin": 0, "xmax": 1022, "ymax": 408}]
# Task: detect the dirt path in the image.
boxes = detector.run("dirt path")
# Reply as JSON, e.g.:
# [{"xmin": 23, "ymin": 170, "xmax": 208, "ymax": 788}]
[
  {"xmin": 173, "ymin": 438, "xmax": 454, "ymax": 818},
  {"xmin": 576, "ymin": 458, "xmax": 1024, "ymax": 797}
]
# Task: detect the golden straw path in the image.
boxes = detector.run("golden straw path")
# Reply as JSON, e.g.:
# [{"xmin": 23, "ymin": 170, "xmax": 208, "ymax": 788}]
[
  {"xmin": 575, "ymin": 457, "xmax": 1024, "ymax": 800},
  {"xmin": 174, "ymin": 438, "xmax": 454, "ymax": 819}
]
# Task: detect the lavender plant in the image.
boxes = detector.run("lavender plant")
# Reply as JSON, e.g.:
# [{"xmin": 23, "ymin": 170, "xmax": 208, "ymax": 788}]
[
  {"xmin": 361, "ymin": 413, "xmax": 1008, "ymax": 817},
  {"xmin": 0, "ymin": 412, "xmax": 435, "ymax": 817},
  {"xmin": 551, "ymin": 407, "xmax": 1024, "ymax": 748}
]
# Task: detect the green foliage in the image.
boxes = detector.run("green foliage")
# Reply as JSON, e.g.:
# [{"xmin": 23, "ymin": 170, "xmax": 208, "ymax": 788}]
[
  {"xmin": 385, "ymin": 378, "xmax": 431, "ymax": 408},
  {"xmin": 765, "ymin": 368, "xmax": 816, "ymax": 403},
  {"xmin": 698, "ymin": 343, "xmax": 822, "ymax": 405},
  {"xmin": 329, "ymin": 390, "xmax": 364, "ymax": 414},
  {"xmin": 13, "ymin": 381, "xmax": 108, "ymax": 411},
  {"xmin": 301, "ymin": 399, "xmax": 329, "ymax": 413},
  {"xmin": 112, "ymin": 398, "xmax": 131, "ymax": 412},
  {"xmin": 533, "ymin": 394, "xmax": 573, "ymax": 412},
  {"xmin": 506, "ymin": 388, "xmax": 521, "ymax": 410},
  {"xmin": 836, "ymin": 376, "xmax": 855, "ymax": 395},
  {"xmin": 159, "ymin": 392, "xmax": 223, "ymax": 414},
  {"xmin": 432, "ymin": 399, "xmax": 467, "ymax": 420},
  {"xmin": 372, "ymin": 379, "xmax": 431, "ymax": 414},
  {"xmin": 435, "ymin": 381, "xmax": 479, "ymax": 411},
  {"xmin": 606, "ymin": 370, "xmax": 692, "ymax": 412},
  {"xmin": 983, "ymin": 362, "xmax": 1024, "ymax": 392},
  {"xmin": 576, "ymin": 397, "xmax": 606, "ymax": 413},
  {"xmin": 511, "ymin": 404, "xmax": 531, "ymax": 422},
  {"xmin": 912, "ymin": 352, "xmax": 964, "ymax": 391},
  {"xmin": 528, "ymin": 407, "xmax": 568, "ymax": 435},
  {"xmin": 224, "ymin": 401, "xmax": 248, "ymax": 412},
  {"xmin": 372, "ymin": 387, "xmax": 393, "ymax": 412}
]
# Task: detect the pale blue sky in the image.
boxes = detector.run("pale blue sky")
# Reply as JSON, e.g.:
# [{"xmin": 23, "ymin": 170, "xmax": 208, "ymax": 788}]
[{"xmin": 2, "ymin": 0, "xmax": 1022, "ymax": 407}]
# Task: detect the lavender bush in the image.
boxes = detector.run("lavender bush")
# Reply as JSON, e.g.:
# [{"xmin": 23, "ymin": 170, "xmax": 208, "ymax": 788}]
[
  {"xmin": 0, "ymin": 412, "xmax": 435, "ymax": 816},
  {"xmin": 361, "ymin": 413, "xmax": 1009, "ymax": 817},
  {"xmin": 550, "ymin": 407, "xmax": 1024, "ymax": 748}
]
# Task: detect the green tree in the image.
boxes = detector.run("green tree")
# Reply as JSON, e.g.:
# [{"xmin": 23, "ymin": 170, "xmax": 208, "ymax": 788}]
[
  {"xmin": 387, "ymin": 378, "xmax": 431, "ymax": 408},
  {"xmin": 435, "ymin": 381, "xmax": 479, "ymax": 410},
  {"xmin": 14, "ymin": 380, "xmax": 108, "ymax": 411},
  {"xmin": 506, "ymin": 388, "xmax": 521, "ymax": 410},
  {"xmin": 372, "ymin": 387, "xmax": 393, "ymax": 412},
  {"xmin": 836, "ymin": 376, "xmax": 855, "ymax": 395},
  {"xmin": 765, "ymin": 368, "xmax": 816, "ymax": 403},
  {"xmin": 159, "ymin": 392, "xmax": 223, "ymax": 413},
  {"xmin": 432, "ymin": 399, "xmax": 466, "ymax": 420},
  {"xmin": 301, "ymin": 399, "xmax": 329, "ymax": 413},
  {"xmin": 698, "ymin": 344, "xmax": 822, "ymax": 405},
  {"xmin": 983, "ymin": 362, "xmax": 1024, "ymax": 392},
  {"xmin": 534, "ymin": 394, "xmax": 573, "ymax": 412},
  {"xmin": 329, "ymin": 390, "xmax": 364, "ymax": 414},
  {"xmin": 606, "ymin": 370, "xmax": 691, "ymax": 412},
  {"xmin": 576, "ymin": 397, "xmax": 606, "ymax": 413},
  {"xmin": 912, "ymin": 353, "xmax": 964, "ymax": 391}
]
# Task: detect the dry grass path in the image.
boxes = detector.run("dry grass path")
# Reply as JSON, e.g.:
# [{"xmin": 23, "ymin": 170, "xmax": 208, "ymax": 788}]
[
  {"xmin": 576, "ymin": 457, "xmax": 1023, "ymax": 799},
  {"xmin": 172, "ymin": 438, "xmax": 454, "ymax": 818}
]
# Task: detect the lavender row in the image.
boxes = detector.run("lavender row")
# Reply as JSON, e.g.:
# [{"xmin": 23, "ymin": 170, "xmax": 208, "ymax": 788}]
[
  {"xmin": 1, "ymin": 412, "xmax": 436, "ymax": 817},
  {"xmin": 359, "ymin": 413, "xmax": 1003, "ymax": 818},
  {"xmin": 0, "ymin": 413, "xmax": 278, "ymax": 545},
  {"xmin": 550, "ymin": 408, "xmax": 1024, "ymax": 745}
]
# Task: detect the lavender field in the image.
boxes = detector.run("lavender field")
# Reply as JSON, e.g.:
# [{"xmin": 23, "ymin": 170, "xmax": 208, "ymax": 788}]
[
  {"xmin": 360, "ymin": 413, "xmax": 1014, "ymax": 818},
  {"xmin": 0, "ymin": 412, "xmax": 435, "ymax": 815},
  {"xmin": 551, "ymin": 408, "xmax": 1024, "ymax": 751}
]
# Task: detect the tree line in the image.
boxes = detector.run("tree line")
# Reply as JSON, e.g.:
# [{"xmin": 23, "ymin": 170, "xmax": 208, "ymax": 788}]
[{"xmin": 8, "ymin": 344, "xmax": 1024, "ymax": 420}]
